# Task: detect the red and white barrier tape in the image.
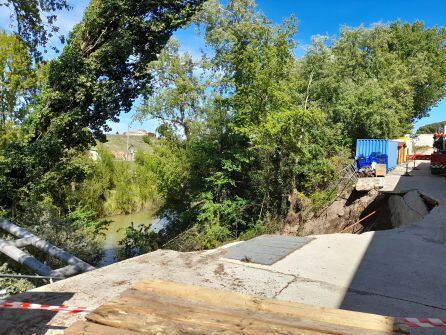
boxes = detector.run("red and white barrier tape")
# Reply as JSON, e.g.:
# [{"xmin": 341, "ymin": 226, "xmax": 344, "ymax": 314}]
[
  {"xmin": 0, "ymin": 300, "xmax": 445, "ymax": 328},
  {"xmin": 0, "ymin": 300, "xmax": 93, "ymax": 314},
  {"xmin": 402, "ymin": 318, "xmax": 446, "ymax": 328}
]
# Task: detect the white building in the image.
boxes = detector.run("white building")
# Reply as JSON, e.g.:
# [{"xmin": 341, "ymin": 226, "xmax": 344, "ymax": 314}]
[{"xmin": 413, "ymin": 134, "xmax": 434, "ymax": 148}]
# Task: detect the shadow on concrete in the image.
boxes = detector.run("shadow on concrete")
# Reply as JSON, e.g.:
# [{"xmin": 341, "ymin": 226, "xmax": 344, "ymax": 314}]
[
  {"xmin": 0, "ymin": 291, "xmax": 74, "ymax": 335},
  {"xmin": 339, "ymin": 162, "xmax": 446, "ymax": 330}
]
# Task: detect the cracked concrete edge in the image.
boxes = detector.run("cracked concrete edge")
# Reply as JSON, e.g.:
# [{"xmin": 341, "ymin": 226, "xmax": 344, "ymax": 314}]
[
  {"xmin": 221, "ymin": 256, "xmax": 356, "ymax": 302},
  {"xmin": 275, "ymin": 274, "xmax": 446, "ymax": 316}
]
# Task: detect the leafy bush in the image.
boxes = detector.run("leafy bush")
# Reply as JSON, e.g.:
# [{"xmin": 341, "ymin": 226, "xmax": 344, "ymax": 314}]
[
  {"xmin": 67, "ymin": 207, "xmax": 110, "ymax": 236},
  {"xmin": 69, "ymin": 146, "xmax": 160, "ymax": 216},
  {"xmin": 0, "ymin": 264, "xmax": 35, "ymax": 296},
  {"xmin": 117, "ymin": 223, "xmax": 162, "ymax": 259}
]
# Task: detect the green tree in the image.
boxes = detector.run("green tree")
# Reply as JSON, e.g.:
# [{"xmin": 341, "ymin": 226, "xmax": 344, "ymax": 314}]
[
  {"xmin": 0, "ymin": 30, "xmax": 37, "ymax": 126},
  {"xmin": 192, "ymin": 0, "xmax": 344, "ymax": 224},
  {"xmin": 69, "ymin": 146, "xmax": 115, "ymax": 216},
  {"xmin": 133, "ymin": 0, "xmax": 347, "ymax": 248},
  {"xmin": 417, "ymin": 121, "xmax": 446, "ymax": 134},
  {"xmin": 0, "ymin": 0, "xmax": 205, "ymax": 212},
  {"xmin": 299, "ymin": 22, "xmax": 446, "ymax": 141},
  {"xmin": 36, "ymin": 0, "xmax": 205, "ymax": 149},
  {"xmin": 0, "ymin": 0, "xmax": 71, "ymax": 60},
  {"xmin": 136, "ymin": 39, "xmax": 206, "ymax": 139}
]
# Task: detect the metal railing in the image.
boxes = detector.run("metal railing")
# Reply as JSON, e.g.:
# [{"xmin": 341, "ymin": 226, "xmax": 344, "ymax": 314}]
[
  {"xmin": 0, "ymin": 220, "xmax": 95, "ymax": 280},
  {"xmin": 312, "ymin": 161, "xmax": 358, "ymax": 218}
]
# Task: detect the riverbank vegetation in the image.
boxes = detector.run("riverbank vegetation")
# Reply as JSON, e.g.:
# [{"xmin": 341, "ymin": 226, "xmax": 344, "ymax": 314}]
[
  {"xmin": 70, "ymin": 145, "xmax": 160, "ymax": 217},
  {"xmin": 0, "ymin": 0, "xmax": 446, "ymax": 292},
  {"xmin": 118, "ymin": 0, "xmax": 446, "ymax": 257},
  {"xmin": 0, "ymin": 0, "xmax": 205, "ymax": 293}
]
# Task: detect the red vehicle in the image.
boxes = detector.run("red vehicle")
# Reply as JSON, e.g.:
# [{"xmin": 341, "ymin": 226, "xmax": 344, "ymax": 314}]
[{"xmin": 431, "ymin": 127, "xmax": 446, "ymax": 175}]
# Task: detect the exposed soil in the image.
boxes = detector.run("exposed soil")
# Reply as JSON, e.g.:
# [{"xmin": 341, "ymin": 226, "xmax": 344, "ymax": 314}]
[
  {"xmin": 282, "ymin": 187, "xmax": 436, "ymax": 236},
  {"xmin": 281, "ymin": 187, "xmax": 380, "ymax": 236}
]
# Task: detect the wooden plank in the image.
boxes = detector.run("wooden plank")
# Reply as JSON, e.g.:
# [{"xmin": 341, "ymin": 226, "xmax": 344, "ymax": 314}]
[
  {"xmin": 87, "ymin": 302, "xmax": 325, "ymax": 335},
  {"xmin": 65, "ymin": 321, "xmax": 142, "ymax": 335},
  {"xmin": 66, "ymin": 279, "xmax": 408, "ymax": 335},
  {"xmin": 85, "ymin": 287, "xmax": 404, "ymax": 335},
  {"xmin": 133, "ymin": 279, "xmax": 407, "ymax": 334}
]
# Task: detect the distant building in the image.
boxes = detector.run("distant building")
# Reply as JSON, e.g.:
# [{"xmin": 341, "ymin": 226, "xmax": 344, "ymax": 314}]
[
  {"xmin": 123, "ymin": 129, "xmax": 156, "ymax": 138},
  {"xmin": 123, "ymin": 129, "xmax": 147, "ymax": 137},
  {"xmin": 413, "ymin": 134, "xmax": 434, "ymax": 148}
]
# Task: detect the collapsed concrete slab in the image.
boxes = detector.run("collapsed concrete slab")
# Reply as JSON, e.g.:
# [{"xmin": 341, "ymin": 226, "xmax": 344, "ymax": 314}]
[
  {"xmin": 389, "ymin": 195, "xmax": 422, "ymax": 227},
  {"xmin": 389, "ymin": 190, "xmax": 429, "ymax": 228},
  {"xmin": 403, "ymin": 190, "xmax": 429, "ymax": 217}
]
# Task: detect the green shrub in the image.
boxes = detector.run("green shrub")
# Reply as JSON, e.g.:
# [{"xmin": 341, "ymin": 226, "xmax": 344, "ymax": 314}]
[{"xmin": 117, "ymin": 223, "xmax": 162, "ymax": 259}]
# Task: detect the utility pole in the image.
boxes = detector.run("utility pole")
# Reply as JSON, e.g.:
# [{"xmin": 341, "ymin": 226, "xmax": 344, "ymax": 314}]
[{"xmin": 126, "ymin": 123, "xmax": 130, "ymax": 161}]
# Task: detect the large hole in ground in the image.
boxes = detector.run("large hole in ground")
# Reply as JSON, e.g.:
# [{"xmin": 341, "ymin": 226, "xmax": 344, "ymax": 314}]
[
  {"xmin": 298, "ymin": 189, "xmax": 438, "ymax": 236},
  {"xmin": 340, "ymin": 190, "xmax": 438, "ymax": 234}
]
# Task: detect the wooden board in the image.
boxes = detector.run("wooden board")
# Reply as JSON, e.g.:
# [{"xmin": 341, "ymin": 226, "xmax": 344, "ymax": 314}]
[
  {"xmin": 375, "ymin": 164, "xmax": 387, "ymax": 177},
  {"xmin": 65, "ymin": 279, "xmax": 409, "ymax": 335}
]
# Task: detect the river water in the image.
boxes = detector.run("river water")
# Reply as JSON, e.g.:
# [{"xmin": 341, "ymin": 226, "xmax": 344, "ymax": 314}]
[{"xmin": 99, "ymin": 208, "xmax": 165, "ymax": 267}]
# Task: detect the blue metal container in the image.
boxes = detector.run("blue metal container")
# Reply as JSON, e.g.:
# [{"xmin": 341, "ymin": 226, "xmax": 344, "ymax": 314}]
[{"xmin": 355, "ymin": 139, "xmax": 398, "ymax": 171}]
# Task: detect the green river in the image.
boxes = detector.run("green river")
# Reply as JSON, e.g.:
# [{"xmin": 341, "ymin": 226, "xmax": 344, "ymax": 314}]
[{"xmin": 99, "ymin": 208, "xmax": 165, "ymax": 266}]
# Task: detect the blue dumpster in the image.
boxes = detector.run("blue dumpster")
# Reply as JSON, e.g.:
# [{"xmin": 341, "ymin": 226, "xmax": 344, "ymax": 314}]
[{"xmin": 355, "ymin": 139, "xmax": 398, "ymax": 171}]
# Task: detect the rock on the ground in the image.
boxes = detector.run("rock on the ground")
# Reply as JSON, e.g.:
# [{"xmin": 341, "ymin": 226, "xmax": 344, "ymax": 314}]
[
  {"xmin": 388, "ymin": 192, "xmax": 427, "ymax": 227},
  {"xmin": 355, "ymin": 177, "xmax": 384, "ymax": 191},
  {"xmin": 403, "ymin": 190, "xmax": 429, "ymax": 216}
]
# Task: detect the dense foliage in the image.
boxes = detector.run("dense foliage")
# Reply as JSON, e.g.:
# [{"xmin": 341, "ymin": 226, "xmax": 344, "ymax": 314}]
[
  {"xmin": 69, "ymin": 146, "xmax": 159, "ymax": 217},
  {"xmin": 298, "ymin": 22, "xmax": 446, "ymax": 142},
  {"xmin": 124, "ymin": 0, "xmax": 446, "ymax": 256},
  {"xmin": 0, "ymin": 30, "xmax": 39, "ymax": 126},
  {"xmin": 417, "ymin": 121, "xmax": 446, "ymax": 134},
  {"xmin": 128, "ymin": 0, "xmax": 349, "ymax": 255},
  {"xmin": 0, "ymin": 0, "xmax": 204, "ymax": 292},
  {"xmin": 0, "ymin": 0, "xmax": 205, "ymax": 214}
]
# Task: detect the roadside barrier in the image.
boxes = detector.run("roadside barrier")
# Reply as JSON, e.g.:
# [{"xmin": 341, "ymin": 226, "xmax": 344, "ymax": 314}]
[
  {"xmin": 408, "ymin": 154, "xmax": 432, "ymax": 160},
  {"xmin": 0, "ymin": 299, "xmax": 444, "ymax": 328},
  {"xmin": 402, "ymin": 318, "xmax": 446, "ymax": 328},
  {"xmin": 0, "ymin": 300, "xmax": 92, "ymax": 314}
]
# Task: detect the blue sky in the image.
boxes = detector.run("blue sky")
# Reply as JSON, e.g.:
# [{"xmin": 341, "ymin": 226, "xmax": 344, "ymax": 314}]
[{"xmin": 1, "ymin": 0, "xmax": 444, "ymax": 132}]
